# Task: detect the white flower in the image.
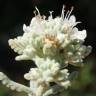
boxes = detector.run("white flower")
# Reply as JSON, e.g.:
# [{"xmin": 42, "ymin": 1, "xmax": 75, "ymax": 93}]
[
  {"xmin": 8, "ymin": 6, "xmax": 91, "ymax": 69},
  {"xmin": 24, "ymin": 57, "xmax": 69, "ymax": 83},
  {"xmin": 8, "ymin": 6, "xmax": 90, "ymax": 67},
  {"xmin": 33, "ymin": 57, "xmax": 60, "ymax": 82},
  {"xmin": 70, "ymin": 27, "xmax": 87, "ymax": 40},
  {"xmin": 0, "ymin": 6, "xmax": 92, "ymax": 96}
]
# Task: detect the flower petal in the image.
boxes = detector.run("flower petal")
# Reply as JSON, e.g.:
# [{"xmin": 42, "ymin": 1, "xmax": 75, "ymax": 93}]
[
  {"xmin": 71, "ymin": 28, "xmax": 87, "ymax": 40},
  {"xmin": 69, "ymin": 15, "xmax": 76, "ymax": 24}
]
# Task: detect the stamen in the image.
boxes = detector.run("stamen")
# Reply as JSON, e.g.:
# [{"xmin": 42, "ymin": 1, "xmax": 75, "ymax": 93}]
[
  {"xmin": 65, "ymin": 10, "xmax": 70, "ymax": 19},
  {"xmin": 49, "ymin": 11, "xmax": 54, "ymax": 19},
  {"xmin": 33, "ymin": 10, "xmax": 37, "ymax": 16},
  {"xmin": 61, "ymin": 5, "xmax": 65, "ymax": 19},
  {"xmin": 65, "ymin": 6, "xmax": 74, "ymax": 19},
  {"xmin": 33, "ymin": 7, "xmax": 45, "ymax": 33},
  {"xmin": 67, "ymin": 6, "xmax": 74, "ymax": 19},
  {"xmin": 35, "ymin": 6, "xmax": 41, "ymax": 16}
]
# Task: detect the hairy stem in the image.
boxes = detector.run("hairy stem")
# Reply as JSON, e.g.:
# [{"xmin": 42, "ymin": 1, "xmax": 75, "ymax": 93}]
[{"xmin": 0, "ymin": 72, "xmax": 34, "ymax": 95}]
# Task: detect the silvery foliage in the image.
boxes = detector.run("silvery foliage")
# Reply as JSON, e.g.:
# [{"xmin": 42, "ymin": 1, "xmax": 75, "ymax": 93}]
[{"xmin": 0, "ymin": 6, "xmax": 92, "ymax": 96}]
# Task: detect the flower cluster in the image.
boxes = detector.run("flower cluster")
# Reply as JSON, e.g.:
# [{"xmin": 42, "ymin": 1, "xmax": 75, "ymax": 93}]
[{"xmin": 0, "ymin": 6, "xmax": 92, "ymax": 96}]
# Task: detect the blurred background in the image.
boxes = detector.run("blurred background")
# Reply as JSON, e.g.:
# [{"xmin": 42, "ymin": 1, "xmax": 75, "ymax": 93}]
[{"xmin": 0, "ymin": 0, "xmax": 96, "ymax": 96}]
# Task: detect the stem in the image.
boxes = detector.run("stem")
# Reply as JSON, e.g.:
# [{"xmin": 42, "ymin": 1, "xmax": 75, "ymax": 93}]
[{"xmin": 0, "ymin": 72, "xmax": 34, "ymax": 95}]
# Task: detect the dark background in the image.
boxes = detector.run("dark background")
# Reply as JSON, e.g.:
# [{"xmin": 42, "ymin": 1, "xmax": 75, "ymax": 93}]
[{"xmin": 0, "ymin": 0, "xmax": 96, "ymax": 96}]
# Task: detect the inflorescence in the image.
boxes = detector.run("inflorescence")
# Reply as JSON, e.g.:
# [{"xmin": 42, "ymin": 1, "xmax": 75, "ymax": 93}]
[{"xmin": 0, "ymin": 6, "xmax": 92, "ymax": 96}]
